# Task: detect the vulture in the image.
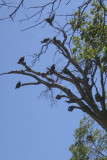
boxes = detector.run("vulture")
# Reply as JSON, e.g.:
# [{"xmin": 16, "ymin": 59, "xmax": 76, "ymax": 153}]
[
  {"xmin": 53, "ymin": 36, "xmax": 61, "ymax": 44},
  {"xmin": 41, "ymin": 38, "xmax": 50, "ymax": 43},
  {"xmin": 56, "ymin": 95, "xmax": 61, "ymax": 100},
  {"xmin": 15, "ymin": 81, "xmax": 21, "ymax": 89},
  {"xmin": 95, "ymin": 93, "xmax": 102, "ymax": 102},
  {"xmin": 45, "ymin": 13, "xmax": 55, "ymax": 25},
  {"xmin": 18, "ymin": 56, "xmax": 25, "ymax": 64},
  {"xmin": 68, "ymin": 106, "xmax": 74, "ymax": 111},
  {"xmin": 51, "ymin": 64, "xmax": 55, "ymax": 71},
  {"xmin": 50, "ymin": 64, "xmax": 55, "ymax": 75},
  {"xmin": 53, "ymin": 36, "xmax": 57, "ymax": 41},
  {"xmin": 63, "ymin": 68, "xmax": 70, "ymax": 74}
]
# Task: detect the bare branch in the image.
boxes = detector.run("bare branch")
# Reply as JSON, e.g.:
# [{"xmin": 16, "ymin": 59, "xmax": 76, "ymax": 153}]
[{"xmin": 9, "ymin": 0, "xmax": 24, "ymax": 19}]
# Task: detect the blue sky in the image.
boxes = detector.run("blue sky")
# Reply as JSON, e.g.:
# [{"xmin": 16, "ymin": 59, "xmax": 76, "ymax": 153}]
[{"xmin": 0, "ymin": 1, "xmax": 86, "ymax": 160}]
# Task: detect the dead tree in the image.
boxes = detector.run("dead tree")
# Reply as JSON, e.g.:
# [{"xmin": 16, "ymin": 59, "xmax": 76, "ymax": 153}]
[{"xmin": 0, "ymin": 0, "xmax": 107, "ymax": 131}]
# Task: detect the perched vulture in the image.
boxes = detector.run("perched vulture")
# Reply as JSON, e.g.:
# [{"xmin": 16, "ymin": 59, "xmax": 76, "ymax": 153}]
[
  {"xmin": 51, "ymin": 64, "xmax": 55, "ymax": 71},
  {"xmin": 15, "ymin": 81, "xmax": 21, "ymax": 89},
  {"xmin": 68, "ymin": 106, "xmax": 74, "ymax": 111},
  {"xmin": 95, "ymin": 93, "xmax": 102, "ymax": 102},
  {"xmin": 45, "ymin": 13, "xmax": 55, "ymax": 25},
  {"xmin": 50, "ymin": 64, "xmax": 55, "ymax": 75},
  {"xmin": 53, "ymin": 37, "xmax": 61, "ymax": 44},
  {"xmin": 18, "ymin": 56, "xmax": 25, "ymax": 64},
  {"xmin": 53, "ymin": 36, "xmax": 57, "ymax": 41},
  {"xmin": 41, "ymin": 38, "xmax": 50, "ymax": 43},
  {"xmin": 56, "ymin": 95, "xmax": 61, "ymax": 100},
  {"xmin": 63, "ymin": 68, "xmax": 70, "ymax": 74}
]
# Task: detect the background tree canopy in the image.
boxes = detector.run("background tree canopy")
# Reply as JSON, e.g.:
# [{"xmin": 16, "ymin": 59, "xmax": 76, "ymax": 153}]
[
  {"xmin": 0, "ymin": 0, "xmax": 107, "ymax": 131},
  {"xmin": 69, "ymin": 116, "xmax": 107, "ymax": 160}
]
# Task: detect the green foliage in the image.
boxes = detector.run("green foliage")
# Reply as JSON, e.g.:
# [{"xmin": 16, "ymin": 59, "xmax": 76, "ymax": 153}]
[
  {"xmin": 70, "ymin": 0, "xmax": 107, "ymax": 69},
  {"xmin": 69, "ymin": 116, "xmax": 107, "ymax": 160},
  {"xmin": 101, "ymin": 51, "xmax": 107, "ymax": 72}
]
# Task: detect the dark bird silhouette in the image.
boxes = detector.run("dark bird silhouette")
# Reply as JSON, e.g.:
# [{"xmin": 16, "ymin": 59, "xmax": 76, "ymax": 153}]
[
  {"xmin": 49, "ymin": 64, "xmax": 55, "ymax": 75},
  {"xmin": 53, "ymin": 36, "xmax": 61, "ymax": 44},
  {"xmin": 41, "ymin": 38, "xmax": 50, "ymax": 43},
  {"xmin": 45, "ymin": 13, "xmax": 55, "ymax": 25},
  {"xmin": 53, "ymin": 37, "xmax": 57, "ymax": 44},
  {"xmin": 56, "ymin": 95, "xmax": 61, "ymax": 100},
  {"xmin": 53, "ymin": 36, "xmax": 57, "ymax": 41},
  {"xmin": 51, "ymin": 64, "xmax": 55, "ymax": 71},
  {"xmin": 15, "ymin": 81, "xmax": 21, "ymax": 89},
  {"xmin": 63, "ymin": 68, "xmax": 70, "ymax": 74},
  {"xmin": 68, "ymin": 106, "xmax": 74, "ymax": 111},
  {"xmin": 95, "ymin": 93, "xmax": 102, "ymax": 102},
  {"xmin": 18, "ymin": 56, "xmax": 25, "ymax": 64}
]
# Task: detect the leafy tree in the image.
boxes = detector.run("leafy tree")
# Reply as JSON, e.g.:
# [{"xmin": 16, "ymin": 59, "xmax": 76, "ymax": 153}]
[
  {"xmin": 0, "ymin": 0, "xmax": 107, "ymax": 131},
  {"xmin": 69, "ymin": 115, "xmax": 107, "ymax": 160}
]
